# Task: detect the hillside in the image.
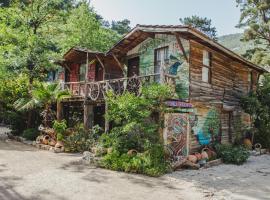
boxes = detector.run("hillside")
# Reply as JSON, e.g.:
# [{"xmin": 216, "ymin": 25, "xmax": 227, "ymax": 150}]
[{"xmin": 218, "ymin": 33, "xmax": 253, "ymax": 56}]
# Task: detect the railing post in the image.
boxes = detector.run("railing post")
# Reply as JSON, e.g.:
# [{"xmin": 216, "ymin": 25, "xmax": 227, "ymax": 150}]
[{"xmin": 105, "ymin": 81, "xmax": 109, "ymax": 133}]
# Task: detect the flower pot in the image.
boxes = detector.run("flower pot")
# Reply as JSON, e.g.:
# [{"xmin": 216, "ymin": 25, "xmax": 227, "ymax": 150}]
[
  {"xmin": 187, "ymin": 155, "xmax": 198, "ymax": 163},
  {"xmin": 55, "ymin": 141, "xmax": 64, "ymax": 148}
]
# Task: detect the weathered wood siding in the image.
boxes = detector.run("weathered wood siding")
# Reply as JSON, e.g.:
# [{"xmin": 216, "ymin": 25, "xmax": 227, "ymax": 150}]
[{"xmin": 189, "ymin": 40, "xmax": 258, "ymax": 152}]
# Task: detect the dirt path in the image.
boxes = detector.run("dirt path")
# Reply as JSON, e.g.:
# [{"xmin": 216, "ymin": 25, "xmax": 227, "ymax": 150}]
[
  {"xmin": 0, "ymin": 140, "xmax": 204, "ymax": 200},
  {"xmin": 1, "ymin": 127, "xmax": 270, "ymax": 200}
]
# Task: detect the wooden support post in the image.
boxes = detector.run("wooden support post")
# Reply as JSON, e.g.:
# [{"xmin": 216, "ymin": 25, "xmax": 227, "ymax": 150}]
[
  {"xmin": 96, "ymin": 55, "xmax": 106, "ymax": 80},
  {"xmin": 84, "ymin": 103, "xmax": 94, "ymax": 130},
  {"xmin": 56, "ymin": 101, "xmax": 63, "ymax": 121},
  {"xmin": 173, "ymin": 32, "xmax": 189, "ymax": 63},
  {"xmin": 104, "ymin": 82, "xmax": 109, "ymax": 133}
]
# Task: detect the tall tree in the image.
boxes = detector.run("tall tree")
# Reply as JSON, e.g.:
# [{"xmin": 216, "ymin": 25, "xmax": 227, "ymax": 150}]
[
  {"xmin": 236, "ymin": 0, "xmax": 270, "ymax": 68},
  {"xmin": 111, "ymin": 19, "xmax": 132, "ymax": 35},
  {"xmin": 180, "ymin": 15, "xmax": 218, "ymax": 40},
  {"xmin": 60, "ymin": 1, "xmax": 120, "ymax": 53}
]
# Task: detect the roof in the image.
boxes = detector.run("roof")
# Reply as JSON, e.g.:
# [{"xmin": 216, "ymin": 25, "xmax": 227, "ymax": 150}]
[
  {"xmin": 106, "ymin": 24, "xmax": 267, "ymax": 73},
  {"xmin": 61, "ymin": 25, "xmax": 267, "ymax": 73}
]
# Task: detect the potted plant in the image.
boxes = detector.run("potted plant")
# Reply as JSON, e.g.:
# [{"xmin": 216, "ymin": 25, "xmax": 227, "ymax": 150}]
[{"xmin": 53, "ymin": 120, "xmax": 67, "ymax": 148}]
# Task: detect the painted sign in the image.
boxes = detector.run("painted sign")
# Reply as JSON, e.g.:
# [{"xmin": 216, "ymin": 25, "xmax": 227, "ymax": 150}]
[{"xmin": 165, "ymin": 100, "xmax": 193, "ymax": 108}]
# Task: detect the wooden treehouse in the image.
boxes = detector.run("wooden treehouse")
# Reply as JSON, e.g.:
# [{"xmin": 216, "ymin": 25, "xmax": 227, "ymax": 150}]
[{"xmin": 57, "ymin": 25, "xmax": 267, "ymax": 155}]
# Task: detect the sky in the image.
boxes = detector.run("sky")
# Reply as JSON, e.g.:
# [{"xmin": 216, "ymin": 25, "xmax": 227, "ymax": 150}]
[{"xmin": 91, "ymin": 0, "xmax": 243, "ymax": 36}]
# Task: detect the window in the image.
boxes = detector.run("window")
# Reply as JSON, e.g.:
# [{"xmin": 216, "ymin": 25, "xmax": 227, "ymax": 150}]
[
  {"xmin": 202, "ymin": 50, "xmax": 212, "ymax": 83},
  {"xmin": 248, "ymin": 71, "xmax": 253, "ymax": 92},
  {"xmin": 154, "ymin": 46, "xmax": 169, "ymax": 82},
  {"xmin": 79, "ymin": 64, "xmax": 86, "ymax": 81}
]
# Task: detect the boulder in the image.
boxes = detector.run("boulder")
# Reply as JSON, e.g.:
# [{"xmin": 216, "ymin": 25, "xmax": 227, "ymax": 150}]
[
  {"xmin": 82, "ymin": 151, "xmax": 100, "ymax": 165},
  {"xmin": 0, "ymin": 133, "xmax": 8, "ymax": 141}
]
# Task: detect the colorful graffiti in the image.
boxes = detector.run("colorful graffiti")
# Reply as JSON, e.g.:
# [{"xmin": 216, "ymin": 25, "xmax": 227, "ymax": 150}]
[
  {"xmin": 163, "ymin": 113, "xmax": 189, "ymax": 159},
  {"xmin": 192, "ymin": 107, "xmax": 220, "ymax": 145},
  {"xmin": 128, "ymin": 34, "xmax": 190, "ymax": 100}
]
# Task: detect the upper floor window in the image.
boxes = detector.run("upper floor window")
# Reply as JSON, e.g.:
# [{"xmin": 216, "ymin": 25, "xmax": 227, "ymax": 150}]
[
  {"xmin": 154, "ymin": 46, "xmax": 169, "ymax": 82},
  {"xmin": 248, "ymin": 71, "xmax": 253, "ymax": 92},
  {"xmin": 202, "ymin": 50, "xmax": 212, "ymax": 83},
  {"xmin": 79, "ymin": 64, "xmax": 86, "ymax": 81}
]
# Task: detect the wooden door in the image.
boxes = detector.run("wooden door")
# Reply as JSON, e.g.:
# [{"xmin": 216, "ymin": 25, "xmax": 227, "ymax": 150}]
[
  {"xmin": 127, "ymin": 57, "xmax": 139, "ymax": 77},
  {"xmin": 95, "ymin": 63, "xmax": 104, "ymax": 81},
  {"xmin": 221, "ymin": 111, "xmax": 233, "ymax": 144}
]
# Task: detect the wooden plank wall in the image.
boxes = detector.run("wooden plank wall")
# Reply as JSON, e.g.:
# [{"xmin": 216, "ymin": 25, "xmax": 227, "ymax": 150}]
[{"xmin": 189, "ymin": 40, "xmax": 258, "ymax": 151}]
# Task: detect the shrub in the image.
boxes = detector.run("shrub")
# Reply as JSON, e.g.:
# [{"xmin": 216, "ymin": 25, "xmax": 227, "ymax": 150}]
[
  {"xmin": 100, "ymin": 144, "xmax": 169, "ymax": 177},
  {"xmin": 240, "ymin": 74, "xmax": 270, "ymax": 149},
  {"xmin": 64, "ymin": 124, "xmax": 101, "ymax": 153},
  {"xmin": 22, "ymin": 128, "xmax": 39, "ymax": 141},
  {"xmin": 98, "ymin": 84, "xmax": 173, "ymax": 176},
  {"xmin": 215, "ymin": 144, "xmax": 250, "ymax": 165}
]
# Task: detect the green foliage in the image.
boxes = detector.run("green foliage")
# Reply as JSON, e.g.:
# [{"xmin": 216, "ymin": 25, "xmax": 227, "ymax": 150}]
[
  {"xmin": 111, "ymin": 19, "xmax": 132, "ymax": 35},
  {"xmin": 100, "ymin": 144, "xmax": 168, "ymax": 177},
  {"xmin": 215, "ymin": 144, "xmax": 250, "ymax": 165},
  {"xmin": 53, "ymin": 120, "xmax": 67, "ymax": 141},
  {"xmin": 14, "ymin": 82, "xmax": 70, "ymax": 127},
  {"xmin": 236, "ymin": 0, "xmax": 270, "ymax": 66},
  {"xmin": 241, "ymin": 74, "xmax": 270, "ymax": 148},
  {"xmin": 180, "ymin": 15, "xmax": 217, "ymax": 40},
  {"xmin": 22, "ymin": 128, "xmax": 39, "ymax": 141},
  {"xmin": 60, "ymin": 2, "xmax": 120, "ymax": 53},
  {"xmin": 64, "ymin": 124, "xmax": 102, "ymax": 153},
  {"xmin": 53, "ymin": 120, "xmax": 67, "ymax": 135},
  {"xmin": 99, "ymin": 84, "xmax": 173, "ymax": 176}
]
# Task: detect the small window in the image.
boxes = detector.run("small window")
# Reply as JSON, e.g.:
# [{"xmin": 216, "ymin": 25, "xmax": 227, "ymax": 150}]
[
  {"xmin": 202, "ymin": 50, "xmax": 212, "ymax": 83},
  {"xmin": 248, "ymin": 71, "xmax": 253, "ymax": 92},
  {"xmin": 79, "ymin": 64, "xmax": 86, "ymax": 81}
]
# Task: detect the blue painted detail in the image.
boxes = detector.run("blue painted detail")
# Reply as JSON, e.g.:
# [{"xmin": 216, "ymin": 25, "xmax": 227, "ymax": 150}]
[
  {"xmin": 197, "ymin": 130, "xmax": 211, "ymax": 145},
  {"xmin": 169, "ymin": 62, "xmax": 182, "ymax": 75}
]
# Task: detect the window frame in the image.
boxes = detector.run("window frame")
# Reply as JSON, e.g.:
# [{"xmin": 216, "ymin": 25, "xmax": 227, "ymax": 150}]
[{"xmin": 202, "ymin": 50, "xmax": 212, "ymax": 84}]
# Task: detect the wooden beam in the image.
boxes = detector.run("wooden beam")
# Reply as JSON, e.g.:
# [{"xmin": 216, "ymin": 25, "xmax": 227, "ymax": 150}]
[
  {"xmin": 95, "ymin": 55, "xmax": 105, "ymax": 69},
  {"xmin": 112, "ymin": 53, "xmax": 124, "ymax": 72},
  {"xmin": 173, "ymin": 32, "xmax": 189, "ymax": 63}
]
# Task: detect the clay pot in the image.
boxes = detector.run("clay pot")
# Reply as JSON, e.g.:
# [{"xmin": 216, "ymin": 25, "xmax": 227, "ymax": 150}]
[
  {"xmin": 201, "ymin": 150, "xmax": 209, "ymax": 160},
  {"xmin": 55, "ymin": 141, "xmax": 64, "ymax": 148},
  {"xmin": 187, "ymin": 155, "xmax": 198, "ymax": 163},
  {"xmin": 243, "ymin": 138, "xmax": 252, "ymax": 150},
  {"xmin": 107, "ymin": 147, "xmax": 113, "ymax": 154},
  {"xmin": 127, "ymin": 149, "xmax": 138, "ymax": 156},
  {"xmin": 194, "ymin": 153, "xmax": 202, "ymax": 160},
  {"xmin": 42, "ymin": 135, "xmax": 50, "ymax": 145},
  {"xmin": 48, "ymin": 139, "xmax": 56, "ymax": 147}
]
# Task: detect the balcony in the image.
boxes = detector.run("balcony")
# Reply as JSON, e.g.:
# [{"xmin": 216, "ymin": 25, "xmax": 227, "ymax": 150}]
[{"xmin": 62, "ymin": 73, "xmax": 177, "ymax": 102}]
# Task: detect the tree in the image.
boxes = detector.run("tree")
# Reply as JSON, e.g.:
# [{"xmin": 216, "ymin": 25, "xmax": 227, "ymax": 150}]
[
  {"xmin": 111, "ymin": 19, "xmax": 132, "ymax": 35},
  {"xmin": 236, "ymin": 0, "xmax": 270, "ymax": 68},
  {"xmin": 14, "ymin": 82, "xmax": 70, "ymax": 127},
  {"xmin": 180, "ymin": 15, "xmax": 218, "ymax": 40},
  {"xmin": 241, "ymin": 74, "xmax": 270, "ymax": 148},
  {"xmin": 59, "ymin": 1, "xmax": 120, "ymax": 53}
]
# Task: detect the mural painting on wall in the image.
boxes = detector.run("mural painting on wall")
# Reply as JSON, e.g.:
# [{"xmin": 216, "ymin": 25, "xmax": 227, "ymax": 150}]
[
  {"xmin": 163, "ymin": 113, "xmax": 189, "ymax": 160},
  {"xmin": 129, "ymin": 34, "xmax": 190, "ymax": 100},
  {"xmin": 192, "ymin": 107, "xmax": 221, "ymax": 145}
]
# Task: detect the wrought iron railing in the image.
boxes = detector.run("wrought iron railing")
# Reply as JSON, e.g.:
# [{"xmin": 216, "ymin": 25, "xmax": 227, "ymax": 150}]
[{"xmin": 62, "ymin": 73, "xmax": 177, "ymax": 101}]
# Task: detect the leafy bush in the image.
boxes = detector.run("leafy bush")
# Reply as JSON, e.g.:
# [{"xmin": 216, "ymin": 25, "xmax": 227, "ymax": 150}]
[
  {"xmin": 100, "ymin": 144, "xmax": 169, "ymax": 177},
  {"xmin": 64, "ymin": 124, "xmax": 102, "ymax": 153},
  {"xmin": 98, "ymin": 84, "xmax": 173, "ymax": 176},
  {"xmin": 22, "ymin": 128, "xmax": 39, "ymax": 141},
  {"xmin": 215, "ymin": 144, "xmax": 250, "ymax": 165},
  {"xmin": 240, "ymin": 74, "xmax": 270, "ymax": 148},
  {"xmin": 53, "ymin": 120, "xmax": 67, "ymax": 141}
]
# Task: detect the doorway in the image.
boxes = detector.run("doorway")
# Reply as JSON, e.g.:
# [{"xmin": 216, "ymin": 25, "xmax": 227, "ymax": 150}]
[{"xmin": 127, "ymin": 57, "xmax": 139, "ymax": 77}]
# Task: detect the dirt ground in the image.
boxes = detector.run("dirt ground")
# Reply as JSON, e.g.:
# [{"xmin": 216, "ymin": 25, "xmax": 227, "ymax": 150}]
[{"xmin": 0, "ymin": 128, "xmax": 270, "ymax": 200}]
